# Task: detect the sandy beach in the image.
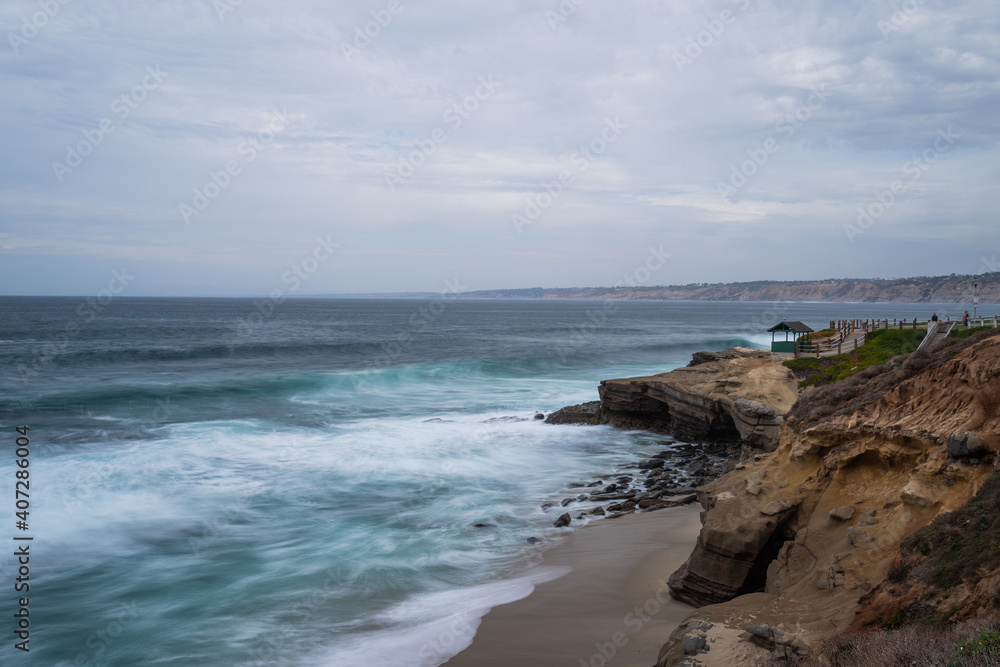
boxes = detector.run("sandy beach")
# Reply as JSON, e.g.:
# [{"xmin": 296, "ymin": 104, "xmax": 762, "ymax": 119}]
[{"xmin": 446, "ymin": 505, "xmax": 702, "ymax": 667}]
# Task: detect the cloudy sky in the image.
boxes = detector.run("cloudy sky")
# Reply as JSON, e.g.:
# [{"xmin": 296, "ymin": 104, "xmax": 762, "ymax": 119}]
[{"xmin": 1, "ymin": 0, "xmax": 998, "ymax": 296}]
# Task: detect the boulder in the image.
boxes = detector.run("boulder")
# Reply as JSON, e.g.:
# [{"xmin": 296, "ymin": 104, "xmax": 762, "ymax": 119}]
[
  {"xmin": 553, "ymin": 513, "xmax": 571, "ymax": 528},
  {"xmin": 828, "ymin": 505, "xmax": 855, "ymax": 521},
  {"xmin": 760, "ymin": 500, "xmax": 796, "ymax": 516},
  {"xmin": 947, "ymin": 430, "xmax": 990, "ymax": 458}
]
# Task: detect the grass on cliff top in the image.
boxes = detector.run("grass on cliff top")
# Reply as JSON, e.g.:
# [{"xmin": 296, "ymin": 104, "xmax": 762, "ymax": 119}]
[
  {"xmin": 787, "ymin": 326, "xmax": 1000, "ymax": 426},
  {"xmin": 952, "ymin": 325, "xmax": 997, "ymax": 339},
  {"xmin": 783, "ymin": 328, "xmax": 926, "ymax": 388}
]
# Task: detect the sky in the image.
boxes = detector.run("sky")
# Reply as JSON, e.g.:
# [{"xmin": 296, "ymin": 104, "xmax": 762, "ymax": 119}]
[{"xmin": 1, "ymin": 0, "xmax": 998, "ymax": 297}]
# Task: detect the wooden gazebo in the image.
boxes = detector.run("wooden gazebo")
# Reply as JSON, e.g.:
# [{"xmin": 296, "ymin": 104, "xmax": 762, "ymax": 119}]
[{"xmin": 768, "ymin": 321, "xmax": 814, "ymax": 353}]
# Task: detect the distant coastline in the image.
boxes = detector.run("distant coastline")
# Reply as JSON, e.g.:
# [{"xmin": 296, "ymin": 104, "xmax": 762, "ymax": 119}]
[{"xmin": 301, "ymin": 271, "xmax": 1000, "ymax": 304}]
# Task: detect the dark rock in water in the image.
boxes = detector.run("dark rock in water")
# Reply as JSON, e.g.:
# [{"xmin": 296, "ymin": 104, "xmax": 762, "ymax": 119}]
[
  {"xmin": 568, "ymin": 482, "xmax": 585, "ymax": 488},
  {"xmin": 639, "ymin": 459, "xmax": 666, "ymax": 470},
  {"xmin": 576, "ymin": 514, "xmax": 588, "ymax": 520},
  {"xmin": 473, "ymin": 523, "xmax": 491, "ymax": 528},
  {"xmin": 587, "ymin": 480, "xmax": 603, "ymax": 487},
  {"xmin": 534, "ymin": 413, "xmax": 545, "ymax": 420},
  {"xmin": 561, "ymin": 498, "xmax": 575, "ymax": 507},
  {"xmin": 526, "ymin": 536, "xmax": 540, "ymax": 544},
  {"xmin": 606, "ymin": 503, "xmax": 623, "ymax": 512},
  {"xmin": 589, "ymin": 492, "xmax": 636, "ymax": 502},
  {"xmin": 603, "ymin": 483, "xmax": 619, "ymax": 493},
  {"xmin": 576, "ymin": 494, "xmax": 589, "ymax": 501},
  {"xmin": 591, "ymin": 506, "xmax": 606, "ymax": 516},
  {"xmin": 554, "ymin": 513, "xmax": 572, "ymax": 528},
  {"xmin": 545, "ymin": 401, "xmax": 604, "ymax": 426},
  {"xmin": 541, "ymin": 502, "xmax": 555, "ymax": 510},
  {"xmin": 947, "ymin": 430, "xmax": 990, "ymax": 458},
  {"xmin": 424, "ymin": 417, "xmax": 449, "ymax": 423}
]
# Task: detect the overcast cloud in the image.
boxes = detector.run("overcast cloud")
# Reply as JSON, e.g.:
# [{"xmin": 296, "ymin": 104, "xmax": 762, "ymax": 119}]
[{"xmin": 1, "ymin": 0, "xmax": 998, "ymax": 296}]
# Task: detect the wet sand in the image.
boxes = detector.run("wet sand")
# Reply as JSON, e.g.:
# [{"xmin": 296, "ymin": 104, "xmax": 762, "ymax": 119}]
[{"xmin": 446, "ymin": 505, "xmax": 702, "ymax": 667}]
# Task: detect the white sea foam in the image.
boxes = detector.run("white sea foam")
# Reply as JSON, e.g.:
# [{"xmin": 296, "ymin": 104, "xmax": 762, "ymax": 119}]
[{"xmin": 317, "ymin": 566, "xmax": 571, "ymax": 667}]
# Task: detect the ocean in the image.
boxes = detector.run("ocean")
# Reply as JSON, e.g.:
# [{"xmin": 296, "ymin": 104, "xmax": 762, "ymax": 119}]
[{"xmin": 0, "ymin": 297, "xmax": 970, "ymax": 666}]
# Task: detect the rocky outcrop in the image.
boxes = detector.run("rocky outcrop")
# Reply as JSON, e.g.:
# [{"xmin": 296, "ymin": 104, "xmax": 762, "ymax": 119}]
[
  {"xmin": 657, "ymin": 334, "xmax": 1000, "ymax": 666},
  {"xmin": 546, "ymin": 348, "xmax": 799, "ymax": 451}
]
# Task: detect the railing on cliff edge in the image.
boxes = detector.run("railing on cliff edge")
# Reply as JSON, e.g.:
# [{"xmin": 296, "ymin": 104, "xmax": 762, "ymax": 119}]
[{"xmin": 790, "ymin": 315, "xmax": 1000, "ymax": 358}]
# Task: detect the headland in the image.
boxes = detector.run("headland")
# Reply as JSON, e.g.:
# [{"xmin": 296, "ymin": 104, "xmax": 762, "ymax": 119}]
[{"xmin": 448, "ymin": 323, "xmax": 1000, "ymax": 666}]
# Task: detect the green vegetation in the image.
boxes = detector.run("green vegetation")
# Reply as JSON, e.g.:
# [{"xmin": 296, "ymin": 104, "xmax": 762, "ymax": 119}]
[
  {"xmin": 807, "ymin": 328, "xmax": 838, "ymax": 340},
  {"xmin": 881, "ymin": 602, "xmax": 926, "ymax": 631},
  {"xmin": 954, "ymin": 628, "xmax": 1000, "ymax": 662},
  {"xmin": 952, "ymin": 325, "xmax": 995, "ymax": 339},
  {"xmin": 781, "ymin": 618, "xmax": 1000, "ymax": 666},
  {"xmin": 783, "ymin": 328, "xmax": 926, "ymax": 387}
]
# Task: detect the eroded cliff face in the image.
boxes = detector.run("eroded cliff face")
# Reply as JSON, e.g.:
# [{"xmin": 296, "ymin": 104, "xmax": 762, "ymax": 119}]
[
  {"xmin": 659, "ymin": 335, "xmax": 1000, "ymax": 666},
  {"xmin": 546, "ymin": 348, "xmax": 799, "ymax": 451}
]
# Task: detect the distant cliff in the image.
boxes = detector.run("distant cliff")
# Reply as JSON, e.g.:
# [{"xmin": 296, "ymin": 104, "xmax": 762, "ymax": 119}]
[{"xmin": 460, "ymin": 272, "xmax": 1000, "ymax": 304}]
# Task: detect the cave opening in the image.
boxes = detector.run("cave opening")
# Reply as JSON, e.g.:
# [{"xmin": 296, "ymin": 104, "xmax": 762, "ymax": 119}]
[{"xmin": 737, "ymin": 518, "xmax": 795, "ymax": 596}]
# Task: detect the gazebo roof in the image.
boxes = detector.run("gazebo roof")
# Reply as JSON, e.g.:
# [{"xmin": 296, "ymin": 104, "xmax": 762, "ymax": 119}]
[{"xmin": 767, "ymin": 321, "xmax": 815, "ymax": 334}]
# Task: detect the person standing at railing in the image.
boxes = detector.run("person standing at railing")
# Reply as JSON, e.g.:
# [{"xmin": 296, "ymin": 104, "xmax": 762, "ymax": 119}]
[
  {"xmin": 963, "ymin": 311, "xmax": 970, "ymax": 327},
  {"xmin": 931, "ymin": 312, "xmax": 939, "ymax": 322}
]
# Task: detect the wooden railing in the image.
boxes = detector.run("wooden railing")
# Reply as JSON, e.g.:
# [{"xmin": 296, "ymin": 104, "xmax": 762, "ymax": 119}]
[
  {"xmin": 829, "ymin": 316, "xmax": 1000, "ymax": 331},
  {"xmin": 791, "ymin": 315, "xmax": 1000, "ymax": 358},
  {"xmin": 777, "ymin": 315, "xmax": 999, "ymax": 359}
]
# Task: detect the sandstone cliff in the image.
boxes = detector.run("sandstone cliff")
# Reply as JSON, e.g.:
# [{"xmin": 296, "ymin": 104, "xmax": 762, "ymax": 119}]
[
  {"xmin": 658, "ymin": 332, "xmax": 1000, "ymax": 666},
  {"xmin": 546, "ymin": 348, "xmax": 799, "ymax": 451}
]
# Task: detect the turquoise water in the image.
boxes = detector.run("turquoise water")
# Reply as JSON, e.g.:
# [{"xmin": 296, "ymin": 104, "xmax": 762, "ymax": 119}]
[{"xmin": 0, "ymin": 297, "xmax": 970, "ymax": 665}]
